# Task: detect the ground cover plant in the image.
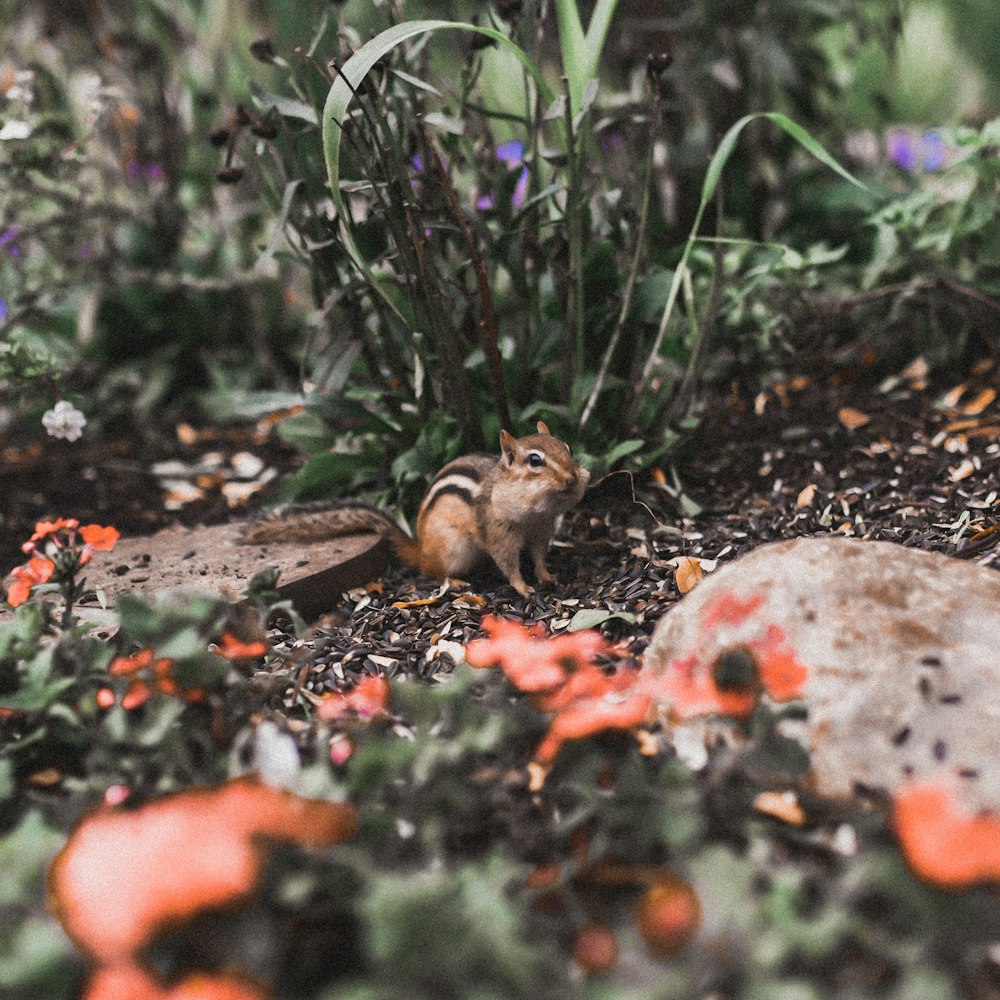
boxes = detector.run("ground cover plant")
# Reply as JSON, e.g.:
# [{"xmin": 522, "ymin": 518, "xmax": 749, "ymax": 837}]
[{"xmin": 7, "ymin": 0, "xmax": 1000, "ymax": 998}]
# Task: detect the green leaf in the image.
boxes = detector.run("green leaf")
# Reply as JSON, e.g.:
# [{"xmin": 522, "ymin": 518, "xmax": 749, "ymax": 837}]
[
  {"xmin": 567, "ymin": 608, "xmax": 636, "ymax": 632},
  {"xmin": 258, "ymin": 179, "xmax": 303, "ymax": 266},
  {"xmin": 249, "ymin": 82, "xmax": 319, "ymax": 125},
  {"xmin": 275, "ymin": 409, "xmax": 338, "ymax": 454},
  {"xmin": 602, "ymin": 438, "xmax": 645, "ymax": 467}
]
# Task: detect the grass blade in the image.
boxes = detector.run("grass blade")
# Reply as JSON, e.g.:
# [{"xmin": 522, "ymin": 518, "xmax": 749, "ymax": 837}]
[{"xmin": 321, "ymin": 19, "xmax": 552, "ymax": 316}]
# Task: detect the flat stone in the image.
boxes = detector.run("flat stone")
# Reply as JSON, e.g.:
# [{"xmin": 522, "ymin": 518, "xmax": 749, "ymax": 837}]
[
  {"xmin": 643, "ymin": 536, "xmax": 1000, "ymax": 812},
  {"xmin": 80, "ymin": 522, "xmax": 389, "ymax": 620}
]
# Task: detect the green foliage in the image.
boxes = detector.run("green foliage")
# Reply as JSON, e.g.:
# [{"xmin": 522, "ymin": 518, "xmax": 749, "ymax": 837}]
[{"xmin": 224, "ymin": 0, "xmax": 903, "ymax": 510}]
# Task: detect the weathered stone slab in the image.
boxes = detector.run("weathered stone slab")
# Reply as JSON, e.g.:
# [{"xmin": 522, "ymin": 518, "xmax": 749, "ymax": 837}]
[
  {"xmin": 644, "ymin": 536, "xmax": 1000, "ymax": 811},
  {"xmin": 80, "ymin": 522, "xmax": 389, "ymax": 620}
]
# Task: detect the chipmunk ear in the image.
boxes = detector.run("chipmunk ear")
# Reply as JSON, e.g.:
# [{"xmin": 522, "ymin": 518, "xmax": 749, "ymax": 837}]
[
  {"xmin": 499, "ymin": 429, "xmax": 517, "ymax": 463},
  {"xmin": 536, "ymin": 421, "xmax": 550, "ymax": 436}
]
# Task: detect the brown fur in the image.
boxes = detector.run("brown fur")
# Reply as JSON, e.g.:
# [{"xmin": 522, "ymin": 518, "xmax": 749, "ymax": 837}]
[{"xmin": 242, "ymin": 423, "xmax": 589, "ymax": 595}]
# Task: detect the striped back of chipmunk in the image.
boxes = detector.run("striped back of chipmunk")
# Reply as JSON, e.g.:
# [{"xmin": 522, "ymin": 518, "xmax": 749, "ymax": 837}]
[{"xmin": 417, "ymin": 454, "xmax": 494, "ymax": 520}]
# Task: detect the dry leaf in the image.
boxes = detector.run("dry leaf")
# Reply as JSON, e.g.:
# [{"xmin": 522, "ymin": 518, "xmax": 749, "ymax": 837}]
[
  {"xmin": 754, "ymin": 790, "xmax": 806, "ymax": 826},
  {"xmin": 962, "ymin": 387, "xmax": 996, "ymax": 416},
  {"xmin": 796, "ymin": 483, "xmax": 818, "ymax": 508},
  {"xmin": 837, "ymin": 407, "xmax": 870, "ymax": 430},
  {"xmin": 754, "ymin": 392, "xmax": 768, "ymax": 416},
  {"xmin": 902, "ymin": 356, "xmax": 929, "ymax": 381},
  {"xmin": 675, "ymin": 557, "xmax": 703, "ymax": 594}
]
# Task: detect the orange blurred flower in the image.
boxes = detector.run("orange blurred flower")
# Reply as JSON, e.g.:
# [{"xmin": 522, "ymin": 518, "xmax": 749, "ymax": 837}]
[
  {"xmin": 316, "ymin": 674, "xmax": 390, "ymax": 723},
  {"xmin": 466, "ymin": 617, "xmax": 653, "ymax": 767},
  {"xmin": 661, "ymin": 606, "xmax": 808, "ymax": 721},
  {"xmin": 83, "ymin": 961, "xmax": 268, "ymax": 1000},
  {"xmin": 5, "ymin": 555, "xmax": 55, "ymax": 607},
  {"xmin": 465, "ymin": 615, "xmax": 609, "ymax": 692},
  {"xmin": 48, "ymin": 777, "xmax": 357, "ymax": 965},
  {"xmin": 635, "ymin": 875, "xmax": 702, "ymax": 959},
  {"xmin": 98, "ymin": 648, "xmax": 203, "ymax": 710},
  {"xmin": 572, "ymin": 922, "xmax": 620, "ymax": 974},
  {"xmin": 215, "ymin": 632, "xmax": 269, "ymax": 661},
  {"xmin": 893, "ymin": 781, "xmax": 1000, "ymax": 889},
  {"xmin": 534, "ymin": 669, "xmax": 656, "ymax": 765}
]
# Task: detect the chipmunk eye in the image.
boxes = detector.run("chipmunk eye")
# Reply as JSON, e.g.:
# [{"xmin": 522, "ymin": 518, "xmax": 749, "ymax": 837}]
[{"xmin": 526, "ymin": 451, "xmax": 545, "ymax": 468}]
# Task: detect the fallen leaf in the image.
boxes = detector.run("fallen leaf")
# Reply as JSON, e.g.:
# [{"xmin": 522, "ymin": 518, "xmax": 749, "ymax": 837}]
[
  {"xmin": 837, "ymin": 407, "xmax": 870, "ymax": 430},
  {"xmin": 567, "ymin": 608, "xmax": 637, "ymax": 632},
  {"xmin": 675, "ymin": 557, "xmax": 702, "ymax": 595}
]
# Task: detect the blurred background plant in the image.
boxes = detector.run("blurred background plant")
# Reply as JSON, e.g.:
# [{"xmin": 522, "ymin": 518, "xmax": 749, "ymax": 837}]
[{"xmin": 5, "ymin": 0, "xmax": 1000, "ymax": 511}]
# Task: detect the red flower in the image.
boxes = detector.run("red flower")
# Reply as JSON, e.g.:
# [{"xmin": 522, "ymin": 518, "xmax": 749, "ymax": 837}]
[
  {"xmin": 23, "ymin": 518, "xmax": 79, "ymax": 551},
  {"xmin": 572, "ymin": 922, "xmax": 620, "ymax": 974},
  {"xmin": 48, "ymin": 777, "xmax": 357, "ymax": 965},
  {"xmin": 316, "ymin": 674, "xmax": 390, "ymax": 723},
  {"xmin": 534, "ymin": 669, "xmax": 656, "ymax": 765},
  {"xmin": 893, "ymin": 781, "xmax": 1000, "ymax": 889},
  {"xmin": 83, "ymin": 962, "xmax": 268, "ymax": 1000},
  {"xmin": 465, "ymin": 615, "xmax": 609, "ymax": 692},
  {"xmin": 215, "ymin": 632, "xmax": 269, "ymax": 661},
  {"xmin": 466, "ymin": 617, "xmax": 652, "ymax": 766},
  {"xmin": 660, "ymin": 596, "xmax": 808, "ymax": 721},
  {"xmin": 700, "ymin": 591, "xmax": 764, "ymax": 630},
  {"xmin": 100, "ymin": 648, "xmax": 202, "ymax": 710},
  {"xmin": 5, "ymin": 555, "xmax": 55, "ymax": 607},
  {"xmin": 79, "ymin": 524, "xmax": 121, "ymax": 551}
]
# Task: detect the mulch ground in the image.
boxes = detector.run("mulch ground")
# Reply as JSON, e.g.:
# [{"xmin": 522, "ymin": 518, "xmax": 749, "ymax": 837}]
[{"xmin": 4, "ymin": 349, "xmax": 1000, "ymax": 700}]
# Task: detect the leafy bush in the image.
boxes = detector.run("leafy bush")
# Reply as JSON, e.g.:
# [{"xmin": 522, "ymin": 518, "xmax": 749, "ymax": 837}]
[{"xmin": 224, "ymin": 0, "xmax": 904, "ymax": 510}]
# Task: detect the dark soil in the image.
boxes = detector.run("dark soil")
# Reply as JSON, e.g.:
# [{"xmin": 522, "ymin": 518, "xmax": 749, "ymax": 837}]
[{"xmin": 4, "ymin": 351, "xmax": 1000, "ymax": 680}]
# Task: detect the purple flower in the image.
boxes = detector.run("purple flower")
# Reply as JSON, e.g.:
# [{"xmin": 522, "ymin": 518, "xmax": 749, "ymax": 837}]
[
  {"xmin": 921, "ymin": 131, "xmax": 945, "ymax": 172},
  {"xmin": 0, "ymin": 298, "xmax": 8, "ymax": 324},
  {"xmin": 886, "ymin": 129, "xmax": 949, "ymax": 173},
  {"xmin": 0, "ymin": 225, "xmax": 20, "ymax": 255},
  {"xmin": 477, "ymin": 139, "xmax": 528, "ymax": 211},
  {"xmin": 886, "ymin": 130, "xmax": 918, "ymax": 171},
  {"xmin": 600, "ymin": 130, "xmax": 626, "ymax": 156}
]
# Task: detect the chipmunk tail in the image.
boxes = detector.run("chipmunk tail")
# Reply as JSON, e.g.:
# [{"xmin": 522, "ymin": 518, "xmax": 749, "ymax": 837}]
[{"xmin": 242, "ymin": 501, "xmax": 420, "ymax": 567}]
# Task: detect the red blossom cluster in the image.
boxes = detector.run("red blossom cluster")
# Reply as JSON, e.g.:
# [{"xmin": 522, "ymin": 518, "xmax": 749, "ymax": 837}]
[
  {"xmin": 48, "ymin": 777, "xmax": 357, "ymax": 1000},
  {"xmin": 4, "ymin": 518, "xmax": 119, "ymax": 607},
  {"xmin": 662, "ymin": 591, "xmax": 809, "ymax": 720},
  {"xmin": 465, "ymin": 616, "xmax": 656, "ymax": 765},
  {"xmin": 97, "ymin": 649, "xmax": 204, "ymax": 711},
  {"xmin": 96, "ymin": 632, "xmax": 270, "ymax": 711}
]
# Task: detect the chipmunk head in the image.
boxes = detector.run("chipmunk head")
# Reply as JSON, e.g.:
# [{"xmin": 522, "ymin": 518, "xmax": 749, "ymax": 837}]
[{"xmin": 498, "ymin": 421, "xmax": 590, "ymax": 514}]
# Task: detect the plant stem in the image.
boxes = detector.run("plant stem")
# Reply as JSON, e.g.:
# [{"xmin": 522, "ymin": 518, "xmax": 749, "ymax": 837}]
[
  {"xmin": 561, "ymin": 75, "xmax": 584, "ymax": 403},
  {"xmin": 579, "ymin": 100, "xmax": 660, "ymax": 432}
]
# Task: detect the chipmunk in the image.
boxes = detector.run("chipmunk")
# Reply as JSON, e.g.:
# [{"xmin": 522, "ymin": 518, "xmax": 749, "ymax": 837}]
[{"xmin": 243, "ymin": 422, "xmax": 590, "ymax": 596}]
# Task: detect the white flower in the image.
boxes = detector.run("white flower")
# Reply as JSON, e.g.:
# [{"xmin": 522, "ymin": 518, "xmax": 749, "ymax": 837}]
[
  {"xmin": 254, "ymin": 720, "xmax": 301, "ymax": 790},
  {"xmin": 0, "ymin": 120, "xmax": 32, "ymax": 141},
  {"xmin": 42, "ymin": 400, "xmax": 87, "ymax": 442}
]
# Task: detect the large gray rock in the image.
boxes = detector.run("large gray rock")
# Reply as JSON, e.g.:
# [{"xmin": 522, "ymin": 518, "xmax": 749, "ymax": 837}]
[{"xmin": 643, "ymin": 536, "xmax": 1000, "ymax": 810}]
